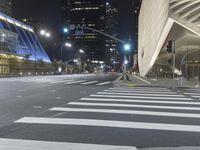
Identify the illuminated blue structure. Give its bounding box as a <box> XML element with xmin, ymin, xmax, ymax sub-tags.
<box><xmin>0</xmin><ymin>12</ymin><xmax>51</xmax><ymax>62</ymax></box>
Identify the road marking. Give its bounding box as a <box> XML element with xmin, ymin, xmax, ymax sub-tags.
<box><xmin>81</xmin><ymin>81</ymin><xmax>98</xmax><ymax>85</ymax></box>
<box><xmin>104</xmin><ymin>90</ymin><xmax>177</xmax><ymax>94</ymax></box>
<box><xmin>97</xmin><ymin>92</ymin><xmax>184</xmax><ymax>97</ymax></box>
<box><xmin>109</xmin><ymin>88</ymin><xmax>171</xmax><ymax>92</ymax></box>
<box><xmin>110</xmin><ymin>87</ymin><xmax>168</xmax><ymax>90</ymax></box>
<box><xmin>50</xmin><ymin>80</ymin><xmax>74</xmax><ymax>84</ymax></box>
<box><xmin>97</xmin><ymin>82</ymin><xmax>111</xmax><ymax>85</ymax></box>
<box><xmin>90</xmin><ymin>94</ymin><xmax>192</xmax><ymax>100</ymax></box>
<box><xmin>64</xmin><ymin>80</ymin><xmax>86</xmax><ymax>84</ymax></box>
<box><xmin>80</xmin><ymin>98</ymin><xmax>200</xmax><ymax>105</ymax></box>
<box><xmin>68</xmin><ymin>102</ymin><xmax>200</xmax><ymax>111</ymax></box>
<box><xmin>185</xmin><ymin>93</ymin><xmax>200</xmax><ymax>96</ymax></box>
<box><xmin>56</xmin><ymin>97</ymin><xmax>62</xmax><ymax>100</ymax></box>
<box><xmin>133</xmin><ymin>75</ymin><xmax>151</xmax><ymax>84</ymax></box>
<box><xmin>0</xmin><ymin>138</ymin><xmax>137</xmax><ymax>150</ymax></box>
<box><xmin>193</xmin><ymin>96</ymin><xmax>200</xmax><ymax>98</ymax></box>
<box><xmin>50</xmin><ymin>107</ymin><xmax>200</xmax><ymax>119</ymax></box>
<box><xmin>14</xmin><ymin>117</ymin><xmax>200</xmax><ymax>132</ymax></box>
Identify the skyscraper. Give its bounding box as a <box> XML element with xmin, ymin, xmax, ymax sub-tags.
<box><xmin>105</xmin><ymin>1</ymin><xmax>120</xmax><ymax>69</ymax></box>
<box><xmin>0</xmin><ymin>0</ymin><xmax>12</xmax><ymax>16</ymax></box>
<box><xmin>61</xmin><ymin>0</ymin><xmax>106</xmax><ymax>64</ymax></box>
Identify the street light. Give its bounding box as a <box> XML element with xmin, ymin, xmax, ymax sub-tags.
<box><xmin>61</xmin><ymin>42</ymin><xmax>72</xmax><ymax>62</ymax></box>
<box><xmin>45</xmin><ymin>32</ymin><xmax>51</xmax><ymax>38</ymax></box>
<box><xmin>123</xmin><ymin>43</ymin><xmax>131</xmax><ymax>81</ymax></box>
<box><xmin>63</xmin><ymin>27</ymin><xmax>69</xmax><ymax>33</ymax></box>
<box><xmin>65</xmin><ymin>42</ymin><xmax>72</xmax><ymax>48</ymax></box>
<box><xmin>124</xmin><ymin>43</ymin><xmax>131</xmax><ymax>52</ymax></box>
<box><xmin>79</xmin><ymin>49</ymin><xmax>84</xmax><ymax>54</ymax></box>
<box><xmin>40</xmin><ymin>29</ymin><xmax>51</xmax><ymax>38</ymax></box>
<box><xmin>35</xmin><ymin>29</ymin><xmax>52</xmax><ymax>75</ymax></box>
<box><xmin>40</xmin><ymin>30</ymin><xmax>46</xmax><ymax>36</ymax></box>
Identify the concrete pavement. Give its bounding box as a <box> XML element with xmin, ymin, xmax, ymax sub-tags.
<box><xmin>114</xmin><ymin>74</ymin><xmax>200</xmax><ymax>88</ymax></box>
<box><xmin>1</xmin><ymin>74</ymin><xmax>200</xmax><ymax>149</ymax></box>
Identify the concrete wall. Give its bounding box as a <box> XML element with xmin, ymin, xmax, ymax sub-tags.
<box><xmin>138</xmin><ymin>0</ymin><xmax>170</xmax><ymax>76</ymax></box>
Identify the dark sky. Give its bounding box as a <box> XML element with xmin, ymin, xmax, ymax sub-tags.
<box><xmin>12</xmin><ymin>0</ymin><xmax>134</xmax><ymax>40</ymax></box>
<box><xmin>12</xmin><ymin>0</ymin><xmax>135</xmax><ymax>60</ymax></box>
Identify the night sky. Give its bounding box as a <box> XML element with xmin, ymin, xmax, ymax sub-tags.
<box><xmin>12</xmin><ymin>0</ymin><xmax>135</xmax><ymax>60</ymax></box>
<box><xmin>12</xmin><ymin>0</ymin><xmax>134</xmax><ymax>39</ymax></box>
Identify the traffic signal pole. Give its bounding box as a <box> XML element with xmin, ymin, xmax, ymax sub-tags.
<box><xmin>172</xmin><ymin>41</ymin><xmax>176</xmax><ymax>79</ymax></box>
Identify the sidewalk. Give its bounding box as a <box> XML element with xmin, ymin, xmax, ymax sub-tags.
<box><xmin>114</xmin><ymin>74</ymin><xmax>200</xmax><ymax>88</ymax></box>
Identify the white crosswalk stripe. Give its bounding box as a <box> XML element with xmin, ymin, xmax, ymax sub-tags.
<box><xmin>90</xmin><ymin>94</ymin><xmax>192</xmax><ymax>100</ymax></box>
<box><xmin>14</xmin><ymin>85</ymin><xmax>200</xmax><ymax>146</ymax></box>
<box><xmin>50</xmin><ymin>80</ymin><xmax>74</xmax><ymax>84</ymax></box>
<box><xmin>80</xmin><ymin>97</ymin><xmax>200</xmax><ymax>105</ymax></box>
<box><xmin>97</xmin><ymin>92</ymin><xmax>184</xmax><ymax>97</ymax></box>
<box><xmin>0</xmin><ymin>138</ymin><xmax>137</xmax><ymax>150</ymax></box>
<box><xmin>64</xmin><ymin>80</ymin><xmax>86</xmax><ymax>84</ymax></box>
<box><xmin>109</xmin><ymin>88</ymin><xmax>172</xmax><ymax>92</ymax></box>
<box><xmin>97</xmin><ymin>82</ymin><xmax>111</xmax><ymax>85</ymax></box>
<box><xmin>81</xmin><ymin>81</ymin><xmax>98</xmax><ymax>85</ymax></box>
<box><xmin>15</xmin><ymin>117</ymin><xmax>200</xmax><ymax>133</ymax></box>
<box><xmin>104</xmin><ymin>89</ymin><xmax>177</xmax><ymax>94</ymax></box>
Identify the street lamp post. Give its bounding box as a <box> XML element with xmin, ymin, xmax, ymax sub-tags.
<box><xmin>123</xmin><ymin>44</ymin><xmax>131</xmax><ymax>81</ymax></box>
<box><xmin>35</xmin><ymin>29</ymin><xmax>51</xmax><ymax>75</ymax></box>
<box><xmin>61</xmin><ymin>42</ymin><xmax>72</xmax><ymax>62</ymax></box>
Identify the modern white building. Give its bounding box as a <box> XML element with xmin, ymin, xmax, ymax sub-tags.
<box><xmin>138</xmin><ymin>0</ymin><xmax>200</xmax><ymax>79</ymax></box>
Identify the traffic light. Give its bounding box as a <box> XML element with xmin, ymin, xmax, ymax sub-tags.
<box><xmin>167</xmin><ymin>40</ymin><xmax>173</xmax><ymax>53</ymax></box>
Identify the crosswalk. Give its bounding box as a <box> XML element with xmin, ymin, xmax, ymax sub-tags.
<box><xmin>182</xmin><ymin>88</ymin><xmax>200</xmax><ymax>99</ymax></box>
<box><xmin>11</xmin><ymin>86</ymin><xmax>200</xmax><ymax>148</ymax></box>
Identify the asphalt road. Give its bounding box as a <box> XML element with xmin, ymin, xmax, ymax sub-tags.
<box><xmin>1</xmin><ymin>74</ymin><xmax>200</xmax><ymax>149</ymax></box>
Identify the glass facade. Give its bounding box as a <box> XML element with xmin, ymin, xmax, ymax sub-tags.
<box><xmin>0</xmin><ymin>13</ymin><xmax>51</xmax><ymax>62</ymax></box>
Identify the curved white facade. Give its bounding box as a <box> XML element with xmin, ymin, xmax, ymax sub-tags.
<box><xmin>138</xmin><ymin>0</ymin><xmax>200</xmax><ymax>76</ymax></box>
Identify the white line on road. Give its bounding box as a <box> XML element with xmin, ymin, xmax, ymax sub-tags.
<box><xmin>80</xmin><ymin>98</ymin><xmax>200</xmax><ymax>105</ymax></box>
<box><xmin>0</xmin><ymin>138</ymin><xmax>137</xmax><ymax>150</ymax></box>
<box><xmin>64</xmin><ymin>80</ymin><xmax>86</xmax><ymax>84</ymax></box>
<box><xmin>193</xmin><ymin>96</ymin><xmax>200</xmax><ymax>98</ymax></box>
<box><xmin>68</xmin><ymin>102</ymin><xmax>200</xmax><ymax>111</ymax></box>
<box><xmin>50</xmin><ymin>80</ymin><xmax>74</xmax><ymax>84</ymax></box>
<box><xmin>97</xmin><ymin>82</ymin><xmax>111</xmax><ymax>86</ymax></box>
<box><xmin>109</xmin><ymin>88</ymin><xmax>171</xmax><ymax>92</ymax></box>
<box><xmin>97</xmin><ymin>92</ymin><xmax>184</xmax><ymax>97</ymax></box>
<box><xmin>50</xmin><ymin>107</ymin><xmax>200</xmax><ymax>119</ymax></box>
<box><xmin>14</xmin><ymin>117</ymin><xmax>200</xmax><ymax>133</ymax></box>
<box><xmin>81</xmin><ymin>81</ymin><xmax>98</xmax><ymax>85</ymax></box>
<box><xmin>185</xmin><ymin>93</ymin><xmax>200</xmax><ymax>95</ymax></box>
<box><xmin>90</xmin><ymin>94</ymin><xmax>192</xmax><ymax>100</ymax></box>
<box><xmin>133</xmin><ymin>75</ymin><xmax>151</xmax><ymax>84</ymax></box>
<box><xmin>104</xmin><ymin>90</ymin><xmax>177</xmax><ymax>94</ymax></box>
<box><xmin>110</xmin><ymin>87</ymin><xmax>168</xmax><ymax>90</ymax></box>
